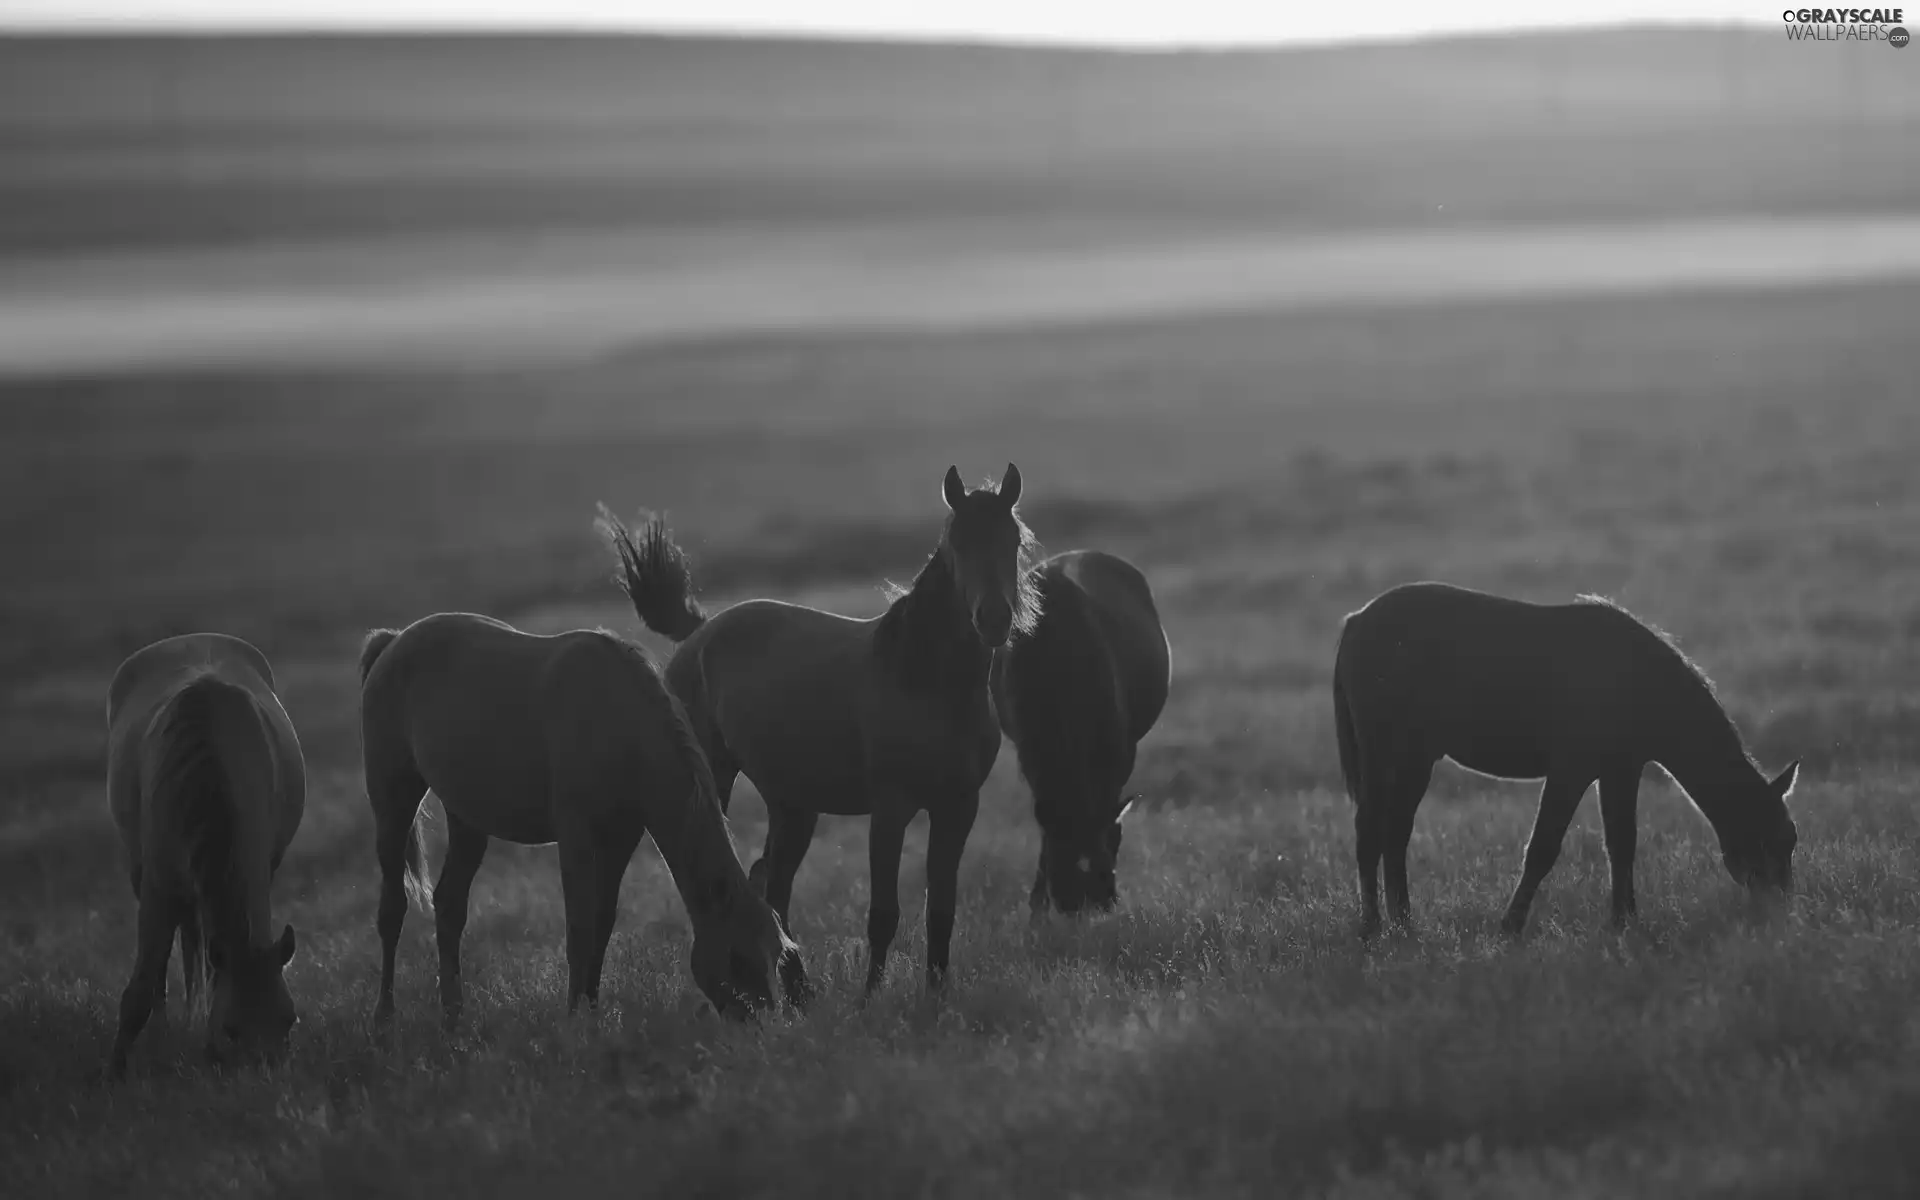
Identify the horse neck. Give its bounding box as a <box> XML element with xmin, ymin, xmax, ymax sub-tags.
<box><xmin>1651</xmin><ymin>673</ymin><xmax>1763</xmax><ymax>832</ymax></box>
<box><xmin>1013</xmin><ymin>616</ymin><xmax>1118</xmax><ymax>839</ymax></box>
<box><xmin>876</xmin><ymin>549</ymin><xmax>991</xmax><ymax>700</ymax></box>
<box><xmin>158</xmin><ymin>684</ymin><xmax>278</xmax><ymax>955</ymax></box>
<box><xmin>647</xmin><ymin>768</ymin><xmax>751</xmax><ymax>927</ymax></box>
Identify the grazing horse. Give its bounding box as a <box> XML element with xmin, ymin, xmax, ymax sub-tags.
<box><xmin>105</xmin><ymin>633</ymin><xmax>305</xmax><ymax>1078</ymax></box>
<box><xmin>358</xmin><ymin>612</ymin><xmax>805</xmax><ymax>1025</ymax></box>
<box><xmin>600</xmin><ymin>464</ymin><xmax>1038</xmax><ymax>993</ymax></box>
<box><xmin>1333</xmin><ymin>581</ymin><xmax>1801</xmax><ymax>938</ymax></box>
<box><xmin>991</xmin><ymin>549</ymin><xmax>1170</xmax><ymax>914</ymax></box>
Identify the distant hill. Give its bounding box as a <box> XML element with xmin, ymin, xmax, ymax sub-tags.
<box><xmin>2</xmin><ymin>28</ymin><xmax>1915</xmax><ymax>258</ymax></box>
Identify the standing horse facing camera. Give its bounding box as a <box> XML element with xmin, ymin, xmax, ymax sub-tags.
<box><xmin>105</xmin><ymin>633</ymin><xmax>305</xmax><ymax>1079</ymax></box>
<box><xmin>992</xmin><ymin>549</ymin><xmax>1170</xmax><ymax>915</ymax></box>
<box><xmin>358</xmin><ymin>613</ymin><xmax>805</xmax><ymax>1025</ymax></box>
<box><xmin>1333</xmin><ymin>581</ymin><xmax>1801</xmax><ymax>939</ymax></box>
<box><xmin>600</xmin><ymin>464</ymin><xmax>1038</xmax><ymax>993</ymax></box>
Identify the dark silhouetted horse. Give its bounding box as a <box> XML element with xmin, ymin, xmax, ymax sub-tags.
<box><xmin>358</xmin><ymin>612</ymin><xmax>804</xmax><ymax>1025</ymax></box>
<box><xmin>1333</xmin><ymin>581</ymin><xmax>1800</xmax><ymax>938</ymax></box>
<box><xmin>600</xmin><ymin>464</ymin><xmax>1037</xmax><ymax>993</ymax></box>
<box><xmin>106</xmin><ymin>633</ymin><xmax>305</xmax><ymax>1078</ymax></box>
<box><xmin>991</xmin><ymin>549</ymin><xmax>1170</xmax><ymax>914</ymax></box>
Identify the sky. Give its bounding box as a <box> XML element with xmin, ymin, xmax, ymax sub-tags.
<box><xmin>1</xmin><ymin>0</ymin><xmax>1773</xmax><ymax>45</ymax></box>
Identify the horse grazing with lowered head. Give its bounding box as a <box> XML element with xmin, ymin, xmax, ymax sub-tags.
<box><xmin>105</xmin><ymin>633</ymin><xmax>305</xmax><ymax>1079</ymax></box>
<box><xmin>358</xmin><ymin>612</ymin><xmax>805</xmax><ymax>1025</ymax></box>
<box><xmin>992</xmin><ymin>549</ymin><xmax>1170</xmax><ymax>914</ymax></box>
<box><xmin>1333</xmin><ymin>581</ymin><xmax>1801</xmax><ymax>939</ymax></box>
<box><xmin>600</xmin><ymin>464</ymin><xmax>1038</xmax><ymax>993</ymax></box>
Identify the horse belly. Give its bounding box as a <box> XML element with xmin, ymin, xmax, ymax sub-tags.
<box><xmin>1444</xmin><ymin>732</ymin><xmax>1552</xmax><ymax>782</ymax></box>
<box><xmin>411</xmin><ymin>728</ymin><xmax>556</xmax><ymax>844</ymax></box>
<box><xmin>725</xmin><ymin>699</ymin><xmax>871</xmax><ymax>815</ymax></box>
<box><xmin>864</xmin><ymin>707</ymin><xmax>1001</xmax><ymax>802</ymax></box>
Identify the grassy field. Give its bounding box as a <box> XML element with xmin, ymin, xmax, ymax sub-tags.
<box><xmin>5</xmin><ymin>26</ymin><xmax>1920</xmax><ymax>1200</ymax></box>
<box><xmin>3</xmin><ymin>277</ymin><xmax>1918</xmax><ymax>1197</ymax></box>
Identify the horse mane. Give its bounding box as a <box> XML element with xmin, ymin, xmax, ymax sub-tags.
<box><xmin>1006</xmin><ymin>567</ymin><xmax>1123</xmax><ymax>838</ymax></box>
<box><xmin>153</xmin><ymin>675</ymin><xmax>253</xmax><ymax>969</ymax></box>
<box><xmin>1575</xmin><ymin>593</ymin><xmax>1757</xmax><ymax>769</ymax></box>
<box><xmin>874</xmin><ymin>505</ymin><xmax>1042</xmax><ymax>697</ymax></box>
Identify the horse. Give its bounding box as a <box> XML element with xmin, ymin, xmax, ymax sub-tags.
<box><xmin>990</xmin><ymin>549</ymin><xmax>1170</xmax><ymax>915</ymax></box>
<box><xmin>105</xmin><ymin>633</ymin><xmax>305</xmax><ymax>1079</ymax></box>
<box><xmin>1332</xmin><ymin>581</ymin><xmax>1801</xmax><ymax>939</ymax></box>
<box><xmin>357</xmin><ymin>612</ymin><xmax>805</xmax><ymax>1026</ymax></box>
<box><xmin>599</xmin><ymin>463</ymin><xmax>1038</xmax><ymax>994</ymax></box>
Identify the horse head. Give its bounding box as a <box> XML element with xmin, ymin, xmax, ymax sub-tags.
<box><xmin>1042</xmin><ymin>793</ymin><xmax>1137</xmax><ymax>915</ymax></box>
<box><xmin>940</xmin><ymin>463</ymin><xmax>1036</xmax><ymax>649</ymax></box>
<box><xmin>1719</xmin><ymin>759</ymin><xmax>1800</xmax><ymax>893</ymax></box>
<box><xmin>690</xmin><ymin>876</ymin><xmax>810</xmax><ymax>1019</ymax></box>
<box><xmin>206</xmin><ymin>923</ymin><xmax>298</xmax><ymax>1065</ymax></box>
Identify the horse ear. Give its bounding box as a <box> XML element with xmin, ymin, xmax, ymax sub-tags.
<box><xmin>276</xmin><ymin>924</ymin><xmax>297</xmax><ymax>966</ymax></box>
<box><xmin>1000</xmin><ymin>462</ymin><xmax>1022</xmax><ymax>506</ymax></box>
<box><xmin>942</xmin><ymin>465</ymin><xmax>966</xmax><ymax>510</ymax></box>
<box><xmin>1771</xmin><ymin>759</ymin><xmax>1801</xmax><ymax>798</ymax></box>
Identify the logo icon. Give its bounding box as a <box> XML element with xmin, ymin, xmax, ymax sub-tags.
<box><xmin>1893</xmin><ymin>26</ymin><xmax>1911</xmax><ymax>46</ymax></box>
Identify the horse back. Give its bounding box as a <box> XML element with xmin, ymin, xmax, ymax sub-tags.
<box><xmin>1335</xmin><ymin>582</ymin><xmax>1655</xmax><ymax>776</ymax></box>
<box><xmin>107</xmin><ymin>634</ymin><xmax>304</xmax><ymax>885</ymax></box>
<box><xmin>679</xmin><ymin>597</ymin><xmax>991</xmax><ymax>808</ymax></box>
<box><xmin>1053</xmin><ymin>550</ymin><xmax>1171</xmax><ymax>744</ymax></box>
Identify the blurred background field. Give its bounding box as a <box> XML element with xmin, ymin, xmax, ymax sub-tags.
<box><xmin>2</xmin><ymin>27</ymin><xmax>1919</xmax><ymax>1198</ymax></box>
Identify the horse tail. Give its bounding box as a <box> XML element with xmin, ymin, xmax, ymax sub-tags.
<box><xmin>597</xmin><ymin>503</ymin><xmax>707</xmax><ymax>643</ymax></box>
<box><xmin>150</xmin><ymin>674</ymin><xmax>256</xmax><ymax>950</ymax></box>
<box><xmin>358</xmin><ymin>628</ymin><xmax>399</xmax><ymax>686</ymax></box>
<box><xmin>1333</xmin><ymin>643</ymin><xmax>1362</xmax><ymax>808</ymax></box>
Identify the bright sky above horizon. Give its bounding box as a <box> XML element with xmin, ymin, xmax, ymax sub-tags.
<box><xmin>2</xmin><ymin>0</ymin><xmax>1772</xmax><ymax>45</ymax></box>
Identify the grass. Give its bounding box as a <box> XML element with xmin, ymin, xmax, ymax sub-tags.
<box><xmin>3</xmin><ymin>271</ymin><xmax>1920</xmax><ymax>1193</ymax></box>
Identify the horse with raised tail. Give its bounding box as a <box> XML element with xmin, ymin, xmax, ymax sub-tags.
<box><xmin>600</xmin><ymin>464</ymin><xmax>1038</xmax><ymax>993</ymax></box>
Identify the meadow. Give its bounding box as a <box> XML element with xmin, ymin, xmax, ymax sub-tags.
<box><xmin>4</xmin><ymin>27</ymin><xmax>1920</xmax><ymax>1200</ymax></box>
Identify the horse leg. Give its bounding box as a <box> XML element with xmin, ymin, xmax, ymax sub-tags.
<box><xmin>863</xmin><ymin>802</ymin><xmax>912</xmax><ymax>995</ymax></box>
<box><xmin>432</xmin><ymin>812</ymin><xmax>490</xmax><ymax>1029</ymax></box>
<box><xmin>1501</xmin><ymin>771</ymin><xmax>1595</xmax><ymax>937</ymax></box>
<box><xmin>760</xmin><ymin>803</ymin><xmax>819</xmax><ymax>933</ymax></box>
<box><xmin>1029</xmin><ymin>836</ymin><xmax>1051</xmax><ymax>917</ymax></box>
<box><xmin>1382</xmin><ymin>754</ymin><xmax>1435</xmax><ymax>930</ymax></box>
<box><xmin>709</xmin><ymin>745</ymin><xmax>741</xmax><ymax>817</ymax></box>
<box><xmin>1598</xmin><ymin>766</ymin><xmax>1642</xmax><ymax>928</ymax></box>
<box><xmin>108</xmin><ymin>886</ymin><xmax>177</xmax><ymax>1079</ymax></box>
<box><xmin>177</xmin><ymin>902</ymin><xmax>202</xmax><ymax>1018</ymax></box>
<box><xmin>747</xmin><ymin>815</ymin><xmax>774</xmax><ymax>900</ymax></box>
<box><xmin>585</xmin><ymin>827</ymin><xmax>641</xmax><ymax>1004</ymax></box>
<box><xmin>556</xmin><ymin>824</ymin><xmax>601</xmax><ymax>1013</ymax></box>
<box><xmin>924</xmin><ymin>789</ymin><xmax>981</xmax><ymax>989</ymax></box>
<box><xmin>370</xmin><ymin>765</ymin><xmax>428</xmax><ymax>1024</ymax></box>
